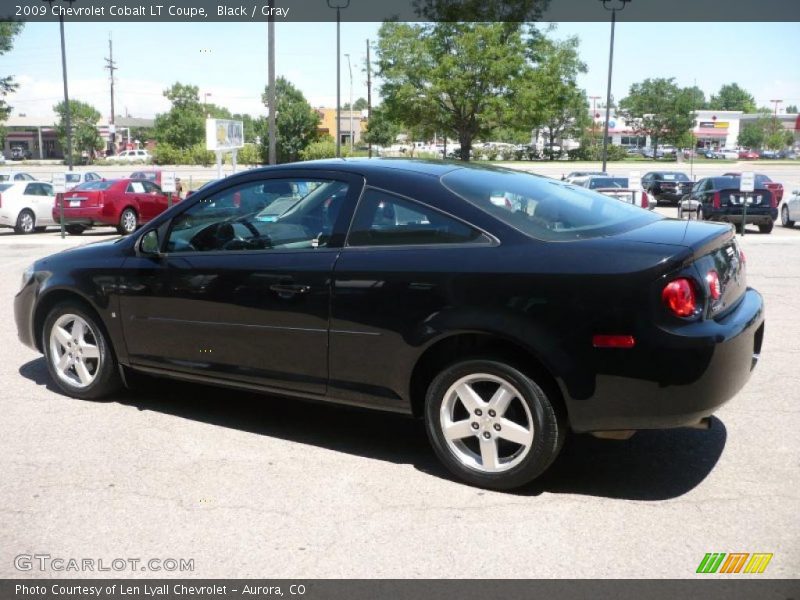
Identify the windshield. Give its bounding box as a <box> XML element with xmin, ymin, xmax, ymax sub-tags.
<box><xmin>588</xmin><ymin>177</ymin><xmax>629</xmax><ymax>189</ymax></box>
<box><xmin>0</xmin><ymin>183</ymin><xmax>12</xmax><ymax>191</ymax></box>
<box><xmin>73</xmin><ymin>181</ymin><xmax>115</xmax><ymax>191</ymax></box>
<box><xmin>441</xmin><ymin>168</ymin><xmax>658</xmax><ymax>242</ymax></box>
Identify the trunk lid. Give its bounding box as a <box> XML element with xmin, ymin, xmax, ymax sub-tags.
<box><xmin>62</xmin><ymin>189</ymin><xmax>104</xmax><ymax>208</ymax></box>
<box><xmin>614</xmin><ymin>219</ymin><xmax>746</xmax><ymax>318</ymax></box>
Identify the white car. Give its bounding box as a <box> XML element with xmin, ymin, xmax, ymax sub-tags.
<box><xmin>0</xmin><ymin>180</ymin><xmax>57</xmax><ymax>234</ymax></box>
<box><xmin>713</xmin><ymin>148</ymin><xmax>739</xmax><ymax>160</ymax></box>
<box><xmin>65</xmin><ymin>171</ymin><xmax>103</xmax><ymax>190</ymax></box>
<box><xmin>0</xmin><ymin>171</ymin><xmax>37</xmax><ymax>183</ymax></box>
<box><xmin>781</xmin><ymin>189</ymin><xmax>800</xmax><ymax>228</ymax></box>
<box><xmin>579</xmin><ymin>176</ymin><xmax>654</xmax><ymax>210</ymax></box>
<box><xmin>113</xmin><ymin>149</ymin><xmax>151</xmax><ymax>162</ymax></box>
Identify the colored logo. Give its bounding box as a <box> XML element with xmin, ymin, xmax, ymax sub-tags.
<box><xmin>696</xmin><ymin>553</ymin><xmax>773</xmax><ymax>574</ymax></box>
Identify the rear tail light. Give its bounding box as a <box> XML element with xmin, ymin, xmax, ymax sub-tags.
<box><xmin>662</xmin><ymin>278</ymin><xmax>697</xmax><ymax>318</ymax></box>
<box><xmin>712</xmin><ymin>192</ymin><xmax>721</xmax><ymax>208</ymax></box>
<box><xmin>55</xmin><ymin>193</ymin><xmax>62</xmax><ymax>207</ymax></box>
<box><xmin>641</xmin><ymin>191</ymin><xmax>649</xmax><ymax>209</ymax></box>
<box><xmin>769</xmin><ymin>191</ymin><xmax>776</xmax><ymax>208</ymax></box>
<box><xmin>705</xmin><ymin>270</ymin><xmax>721</xmax><ymax>300</ymax></box>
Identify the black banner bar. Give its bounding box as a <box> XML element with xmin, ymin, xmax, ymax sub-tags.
<box><xmin>3</xmin><ymin>0</ymin><xmax>800</xmax><ymax>23</ymax></box>
<box><xmin>2</xmin><ymin>579</ymin><xmax>799</xmax><ymax>600</ymax></box>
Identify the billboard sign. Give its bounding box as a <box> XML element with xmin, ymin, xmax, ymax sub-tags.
<box><xmin>206</xmin><ymin>118</ymin><xmax>244</xmax><ymax>151</ymax></box>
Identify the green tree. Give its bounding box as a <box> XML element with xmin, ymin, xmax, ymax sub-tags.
<box><xmin>0</xmin><ymin>22</ymin><xmax>24</xmax><ymax>123</ymax></box>
<box><xmin>153</xmin><ymin>83</ymin><xmax>204</xmax><ymax>148</ymax></box>
<box><xmin>362</xmin><ymin>105</ymin><xmax>402</xmax><ymax>147</ymax></box>
<box><xmin>376</xmin><ymin>21</ymin><xmax>528</xmax><ymax>161</ymax></box>
<box><xmin>53</xmin><ymin>100</ymin><xmax>103</xmax><ymax>163</ymax></box>
<box><xmin>684</xmin><ymin>85</ymin><xmax>706</xmax><ymax>110</ymax></box>
<box><xmin>786</xmin><ymin>104</ymin><xmax>798</xmax><ymax>114</ymax></box>
<box><xmin>515</xmin><ymin>35</ymin><xmax>589</xmax><ymax>160</ymax></box>
<box><xmin>618</xmin><ymin>78</ymin><xmax>696</xmax><ymax>156</ymax></box>
<box><xmin>708</xmin><ymin>83</ymin><xmax>756</xmax><ymax>113</ymax></box>
<box><xmin>261</xmin><ymin>76</ymin><xmax>321</xmax><ymax>163</ymax></box>
<box><xmin>343</xmin><ymin>98</ymin><xmax>368</xmax><ymax>111</ymax></box>
<box><xmin>737</xmin><ymin>121</ymin><xmax>766</xmax><ymax>149</ymax></box>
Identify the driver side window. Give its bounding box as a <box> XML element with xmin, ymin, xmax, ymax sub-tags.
<box><xmin>166</xmin><ymin>178</ymin><xmax>347</xmax><ymax>253</ymax></box>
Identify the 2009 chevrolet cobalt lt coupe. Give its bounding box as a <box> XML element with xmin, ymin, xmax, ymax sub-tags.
<box><xmin>15</xmin><ymin>160</ymin><xmax>764</xmax><ymax>489</ymax></box>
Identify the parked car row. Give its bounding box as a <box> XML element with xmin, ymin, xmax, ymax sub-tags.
<box><xmin>0</xmin><ymin>169</ymin><xmax>182</xmax><ymax>235</ymax></box>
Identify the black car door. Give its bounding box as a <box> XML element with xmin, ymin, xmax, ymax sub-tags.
<box><xmin>118</xmin><ymin>170</ymin><xmax>363</xmax><ymax>396</ymax></box>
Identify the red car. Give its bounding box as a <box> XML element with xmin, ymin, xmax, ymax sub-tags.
<box><xmin>738</xmin><ymin>149</ymin><xmax>760</xmax><ymax>160</ymax></box>
<box><xmin>129</xmin><ymin>169</ymin><xmax>183</xmax><ymax>197</ymax></box>
<box><xmin>53</xmin><ymin>178</ymin><xmax>177</xmax><ymax>236</ymax></box>
<box><xmin>723</xmin><ymin>172</ymin><xmax>784</xmax><ymax>203</ymax></box>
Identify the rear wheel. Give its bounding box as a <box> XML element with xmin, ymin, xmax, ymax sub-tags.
<box><xmin>759</xmin><ymin>222</ymin><xmax>774</xmax><ymax>234</ymax></box>
<box><xmin>42</xmin><ymin>302</ymin><xmax>121</xmax><ymax>399</ymax></box>
<box><xmin>66</xmin><ymin>225</ymin><xmax>85</xmax><ymax>236</ymax></box>
<box><xmin>781</xmin><ymin>205</ymin><xmax>795</xmax><ymax>228</ymax></box>
<box><xmin>696</xmin><ymin>205</ymin><xmax>704</xmax><ymax>221</ymax></box>
<box><xmin>14</xmin><ymin>209</ymin><xmax>35</xmax><ymax>234</ymax></box>
<box><xmin>117</xmin><ymin>208</ymin><xmax>138</xmax><ymax>235</ymax></box>
<box><xmin>425</xmin><ymin>359</ymin><xmax>565</xmax><ymax>490</ymax></box>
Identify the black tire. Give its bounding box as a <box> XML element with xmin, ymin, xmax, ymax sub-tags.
<box><xmin>781</xmin><ymin>205</ymin><xmax>795</xmax><ymax>228</ymax></box>
<box><xmin>424</xmin><ymin>359</ymin><xmax>565</xmax><ymax>490</ymax></box>
<box><xmin>117</xmin><ymin>207</ymin><xmax>138</xmax><ymax>235</ymax></box>
<box><xmin>696</xmin><ymin>205</ymin><xmax>704</xmax><ymax>221</ymax></box>
<box><xmin>42</xmin><ymin>301</ymin><xmax>122</xmax><ymax>400</ymax></box>
<box><xmin>758</xmin><ymin>222</ymin><xmax>774</xmax><ymax>234</ymax></box>
<box><xmin>34</xmin><ymin>226</ymin><xmax>47</xmax><ymax>233</ymax></box>
<box><xmin>66</xmin><ymin>225</ymin><xmax>85</xmax><ymax>236</ymax></box>
<box><xmin>14</xmin><ymin>209</ymin><xmax>35</xmax><ymax>234</ymax></box>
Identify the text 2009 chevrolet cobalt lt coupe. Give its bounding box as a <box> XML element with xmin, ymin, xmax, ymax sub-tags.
<box><xmin>15</xmin><ymin>160</ymin><xmax>764</xmax><ymax>489</ymax></box>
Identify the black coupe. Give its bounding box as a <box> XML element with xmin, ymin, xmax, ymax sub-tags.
<box><xmin>15</xmin><ymin>160</ymin><xmax>765</xmax><ymax>489</ymax></box>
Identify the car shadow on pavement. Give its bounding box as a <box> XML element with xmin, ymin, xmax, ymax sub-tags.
<box><xmin>19</xmin><ymin>357</ymin><xmax>725</xmax><ymax>501</ymax></box>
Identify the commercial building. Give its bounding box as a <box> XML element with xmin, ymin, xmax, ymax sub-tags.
<box><xmin>2</xmin><ymin>115</ymin><xmax>154</xmax><ymax>159</ymax></box>
<box><xmin>317</xmin><ymin>108</ymin><xmax>367</xmax><ymax>147</ymax></box>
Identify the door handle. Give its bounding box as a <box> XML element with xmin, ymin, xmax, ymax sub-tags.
<box><xmin>270</xmin><ymin>283</ymin><xmax>311</xmax><ymax>296</ymax></box>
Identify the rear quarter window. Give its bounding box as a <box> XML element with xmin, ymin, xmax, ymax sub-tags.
<box><xmin>442</xmin><ymin>168</ymin><xmax>658</xmax><ymax>242</ymax></box>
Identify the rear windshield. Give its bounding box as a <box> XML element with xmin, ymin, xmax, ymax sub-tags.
<box><xmin>441</xmin><ymin>168</ymin><xmax>658</xmax><ymax>242</ymax></box>
<box><xmin>588</xmin><ymin>177</ymin><xmax>629</xmax><ymax>189</ymax></box>
<box><xmin>0</xmin><ymin>183</ymin><xmax>12</xmax><ymax>191</ymax></box>
<box><xmin>73</xmin><ymin>181</ymin><xmax>115</xmax><ymax>191</ymax></box>
<box><xmin>656</xmin><ymin>173</ymin><xmax>690</xmax><ymax>181</ymax></box>
<box><xmin>131</xmin><ymin>172</ymin><xmax>156</xmax><ymax>181</ymax></box>
<box><xmin>0</xmin><ymin>175</ymin><xmax>10</xmax><ymax>181</ymax></box>
<box><xmin>66</xmin><ymin>173</ymin><xmax>82</xmax><ymax>183</ymax></box>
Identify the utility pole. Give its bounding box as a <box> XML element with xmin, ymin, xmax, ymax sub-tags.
<box><xmin>267</xmin><ymin>13</ymin><xmax>277</xmax><ymax>165</ymax></box>
<box><xmin>327</xmin><ymin>0</ymin><xmax>350</xmax><ymax>158</ymax></box>
<box><xmin>345</xmin><ymin>53</ymin><xmax>353</xmax><ymax>153</ymax></box>
<box><xmin>104</xmin><ymin>33</ymin><xmax>117</xmax><ymax>154</ymax></box>
<box><xmin>599</xmin><ymin>0</ymin><xmax>630</xmax><ymax>173</ymax></box>
<box><xmin>59</xmin><ymin>14</ymin><xmax>73</xmax><ymax>173</ymax></box>
<box><xmin>366</xmin><ymin>38</ymin><xmax>372</xmax><ymax>158</ymax></box>
<box><xmin>770</xmin><ymin>99</ymin><xmax>783</xmax><ymax>117</ymax></box>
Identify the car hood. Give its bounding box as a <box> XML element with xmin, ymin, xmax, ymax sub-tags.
<box><xmin>36</xmin><ymin>236</ymin><xmax>129</xmax><ymax>269</ymax></box>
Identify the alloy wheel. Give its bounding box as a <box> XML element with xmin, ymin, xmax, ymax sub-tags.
<box><xmin>121</xmin><ymin>210</ymin><xmax>137</xmax><ymax>234</ymax></box>
<box><xmin>19</xmin><ymin>211</ymin><xmax>34</xmax><ymax>233</ymax></box>
<box><xmin>48</xmin><ymin>314</ymin><xmax>101</xmax><ymax>389</ymax></box>
<box><xmin>439</xmin><ymin>373</ymin><xmax>534</xmax><ymax>473</ymax></box>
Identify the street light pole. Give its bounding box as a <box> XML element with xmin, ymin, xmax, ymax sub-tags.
<box><xmin>599</xmin><ymin>0</ymin><xmax>630</xmax><ymax>173</ymax></box>
<box><xmin>267</xmin><ymin>14</ymin><xmax>277</xmax><ymax>165</ymax></box>
<box><xmin>345</xmin><ymin>52</ymin><xmax>353</xmax><ymax>153</ymax></box>
<box><xmin>327</xmin><ymin>0</ymin><xmax>350</xmax><ymax>158</ymax></box>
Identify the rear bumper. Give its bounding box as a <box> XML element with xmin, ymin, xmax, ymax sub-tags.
<box><xmin>52</xmin><ymin>207</ymin><xmax>117</xmax><ymax>227</ymax></box>
<box><xmin>654</xmin><ymin>190</ymin><xmax>690</xmax><ymax>203</ymax></box>
<box><xmin>710</xmin><ymin>208</ymin><xmax>777</xmax><ymax>225</ymax></box>
<box><xmin>567</xmin><ymin>288</ymin><xmax>765</xmax><ymax>432</ymax></box>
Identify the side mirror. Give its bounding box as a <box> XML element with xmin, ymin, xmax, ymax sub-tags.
<box><xmin>140</xmin><ymin>229</ymin><xmax>161</xmax><ymax>255</ymax></box>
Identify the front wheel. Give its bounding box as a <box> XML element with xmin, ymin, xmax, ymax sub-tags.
<box><xmin>781</xmin><ymin>205</ymin><xmax>795</xmax><ymax>228</ymax></box>
<box><xmin>42</xmin><ymin>302</ymin><xmax>121</xmax><ymax>399</ymax></box>
<box><xmin>425</xmin><ymin>359</ymin><xmax>565</xmax><ymax>490</ymax></box>
<box><xmin>117</xmin><ymin>208</ymin><xmax>138</xmax><ymax>235</ymax></box>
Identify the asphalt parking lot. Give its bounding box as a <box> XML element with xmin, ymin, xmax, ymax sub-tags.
<box><xmin>1</xmin><ymin>171</ymin><xmax>798</xmax><ymax>579</ymax></box>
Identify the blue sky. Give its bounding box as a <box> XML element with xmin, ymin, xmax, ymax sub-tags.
<box><xmin>2</xmin><ymin>21</ymin><xmax>798</xmax><ymax>120</ymax></box>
